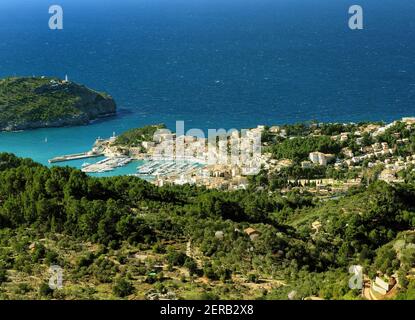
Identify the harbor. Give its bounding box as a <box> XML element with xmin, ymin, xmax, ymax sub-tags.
<box><xmin>81</xmin><ymin>156</ymin><xmax>133</xmax><ymax>173</ymax></box>
<box><xmin>44</xmin><ymin>124</ymin><xmax>258</xmax><ymax>189</ymax></box>
<box><xmin>135</xmin><ymin>160</ymin><xmax>202</xmax><ymax>177</ymax></box>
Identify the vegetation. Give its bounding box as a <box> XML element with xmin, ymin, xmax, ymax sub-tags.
<box><xmin>0</xmin><ymin>77</ymin><xmax>116</xmax><ymax>131</ymax></box>
<box><xmin>272</xmin><ymin>136</ymin><xmax>341</xmax><ymax>162</ymax></box>
<box><xmin>113</xmin><ymin>277</ymin><xmax>135</xmax><ymax>297</ymax></box>
<box><xmin>0</xmin><ymin>151</ymin><xmax>414</xmax><ymax>299</ymax></box>
<box><xmin>114</xmin><ymin>124</ymin><xmax>166</xmax><ymax>147</ymax></box>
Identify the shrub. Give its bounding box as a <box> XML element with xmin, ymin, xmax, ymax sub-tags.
<box><xmin>39</xmin><ymin>282</ymin><xmax>53</xmax><ymax>297</ymax></box>
<box><xmin>113</xmin><ymin>278</ymin><xmax>134</xmax><ymax>298</ymax></box>
<box><xmin>0</xmin><ymin>268</ymin><xmax>7</xmax><ymax>284</ymax></box>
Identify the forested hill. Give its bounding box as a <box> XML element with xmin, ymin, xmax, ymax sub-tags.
<box><xmin>0</xmin><ymin>77</ymin><xmax>116</xmax><ymax>131</ymax></box>
<box><xmin>1</xmin><ymin>152</ymin><xmax>415</xmax><ymax>299</ymax></box>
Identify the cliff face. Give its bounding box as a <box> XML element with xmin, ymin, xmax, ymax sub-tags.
<box><xmin>0</xmin><ymin>77</ymin><xmax>116</xmax><ymax>131</ymax></box>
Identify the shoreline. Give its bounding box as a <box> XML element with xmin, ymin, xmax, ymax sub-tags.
<box><xmin>0</xmin><ymin>112</ymin><xmax>118</xmax><ymax>133</ymax></box>
<box><xmin>1</xmin><ymin>115</ymin><xmax>414</xmax><ymax>176</ymax></box>
<box><xmin>43</xmin><ymin>116</ymin><xmax>415</xmax><ymax>191</ymax></box>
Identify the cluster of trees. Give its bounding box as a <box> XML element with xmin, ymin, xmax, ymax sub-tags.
<box><xmin>114</xmin><ymin>124</ymin><xmax>166</xmax><ymax>147</ymax></box>
<box><xmin>0</xmin><ymin>154</ymin><xmax>171</xmax><ymax>246</ymax></box>
<box><xmin>271</xmin><ymin>136</ymin><xmax>341</xmax><ymax>162</ymax></box>
<box><xmin>1</xmin><ymin>153</ymin><xmax>415</xmax><ymax>299</ymax></box>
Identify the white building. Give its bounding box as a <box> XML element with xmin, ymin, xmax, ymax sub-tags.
<box><xmin>309</xmin><ymin>152</ymin><xmax>335</xmax><ymax>166</ymax></box>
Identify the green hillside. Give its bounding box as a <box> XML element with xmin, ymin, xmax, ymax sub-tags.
<box><xmin>0</xmin><ymin>77</ymin><xmax>116</xmax><ymax>131</ymax></box>
<box><xmin>0</xmin><ymin>153</ymin><xmax>415</xmax><ymax>299</ymax></box>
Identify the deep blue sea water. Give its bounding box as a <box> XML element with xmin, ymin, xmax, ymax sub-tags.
<box><xmin>0</xmin><ymin>0</ymin><xmax>414</xmax><ymax>174</ymax></box>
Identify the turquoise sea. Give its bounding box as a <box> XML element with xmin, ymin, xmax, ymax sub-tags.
<box><xmin>0</xmin><ymin>0</ymin><xmax>414</xmax><ymax>175</ymax></box>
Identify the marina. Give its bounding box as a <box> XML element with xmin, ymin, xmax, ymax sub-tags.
<box><xmin>136</xmin><ymin>160</ymin><xmax>202</xmax><ymax>177</ymax></box>
<box><xmin>81</xmin><ymin>156</ymin><xmax>133</xmax><ymax>173</ymax></box>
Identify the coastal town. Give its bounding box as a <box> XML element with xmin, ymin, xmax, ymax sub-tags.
<box><xmin>48</xmin><ymin>117</ymin><xmax>415</xmax><ymax>196</ymax></box>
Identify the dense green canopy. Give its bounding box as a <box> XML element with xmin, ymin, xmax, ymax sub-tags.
<box><xmin>1</xmin><ymin>153</ymin><xmax>415</xmax><ymax>299</ymax></box>
<box><xmin>0</xmin><ymin>77</ymin><xmax>116</xmax><ymax>131</ymax></box>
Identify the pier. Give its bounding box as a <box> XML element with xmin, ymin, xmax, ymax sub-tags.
<box><xmin>81</xmin><ymin>156</ymin><xmax>133</xmax><ymax>173</ymax></box>
<box><xmin>48</xmin><ymin>151</ymin><xmax>104</xmax><ymax>164</ymax></box>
